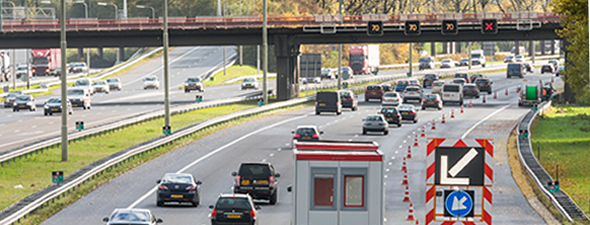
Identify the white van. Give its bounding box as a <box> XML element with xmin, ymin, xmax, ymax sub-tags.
<box><xmin>441</xmin><ymin>84</ymin><xmax>463</xmax><ymax>105</ymax></box>
<box><xmin>470</xmin><ymin>50</ymin><xmax>486</xmax><ymax>66</ymax></box>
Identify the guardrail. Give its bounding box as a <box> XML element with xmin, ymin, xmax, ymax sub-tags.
<box><xmin>516</xmin><ymin>101</ymin><xmax>590</xmax><ymax>222</ymax></box>
<box><xmin>0</xmin><ymin>94</ymin><xmax>308</xmax><ymax>225</ymax></box>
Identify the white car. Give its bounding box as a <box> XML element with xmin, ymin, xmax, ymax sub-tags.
<box><xmin>241</xmin><ymin>77</ymin><xmax>259</xmax><ymax>90</ymax></box>
<box><xmin>15</xmin><ymin>66</ymin><xmax>32</xmax><ymax>80</ymax></box>
<box><xmin>107</xmin><ymin>78</ymin><xmax>122</xmax><ymax>91</ymax></box>
<box><xmin>432</xmin><ymin>80</ymin><xmax>445</xmax><ymax>96</ymax></box>
<box><xmin>69</xmin><ymin>62</ymin><xmax>88</xmax><ymax>73</ymax></box>
<box><xmin>143</xmin><ymin>76</ymin><xmax>160</xmax><ymax>89</ymax></box>
<box><xmin>515</xmin><ymin>55</ymin><xmax>524</xmax><ymax>62</ymax></box>
<box><xmin>382</xmin><ymin>92</ymin><xmax>402</xmax><ymax>106</ymax></box>
<box><xmin>74</xmin><ymin>78</ymin><xmax>94</xmax><ymax>95</ymax></box>
<box><xmin>440</xmin><ymin>59</ymin><xmax>456</xmax><ymax>68</ymax></box>
<box><xmin>407</xmin><ymin>79</ymin><xmax>420</xmax><ymax>87</ymax></box>
<box><xmin>441</xmin><ymin>84</ymin><xmax>463</xmax><ymax>106</ymax></box>
<box><xmin>93</xmin><ymin>80</ymin><xmax>110</xmax><ymax>94</ymax></box>
<box><xmin>403</xmin><ymin>86</ymin><xmax>424</xmax><ymax>102</ymax></box>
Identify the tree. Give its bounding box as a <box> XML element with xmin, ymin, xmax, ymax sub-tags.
<box><xmin>552</xmin><ymin>0</ymin><xmax>589</xmax><ymax>104</ymax></box>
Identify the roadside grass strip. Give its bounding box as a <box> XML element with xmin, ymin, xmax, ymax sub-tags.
<box><xmin>531</xmin><ymin>105</ymin><xmax>590</xmax><ymax>221</ymax></box>
<box><xmin>9</xmin><ymin>101</ymin><xmax>313</xmax><ymax>225</ymax></box>
<box><xmin>0</xmin><ymin>102</ymin><xmax>257</xmax><ymax>211</ymax></box>
<box><xmin>205</xmin><ymin>65</ymin><xmax>259</xmax><ymax>86</ymax></box>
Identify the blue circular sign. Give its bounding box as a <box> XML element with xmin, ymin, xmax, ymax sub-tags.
<box><xmin>445</xmin><ymin>190</ymin><xmax>473</xmax><ymax>217</ymax></box>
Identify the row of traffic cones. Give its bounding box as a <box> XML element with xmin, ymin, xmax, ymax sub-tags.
<box><xmin>401</xmin><ymin>157</ymin><xmax>416</xmax><ymax>222</ymax></box>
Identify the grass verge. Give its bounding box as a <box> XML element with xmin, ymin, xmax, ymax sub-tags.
<box><xmin>531</xmin><ymin>105</ymin><xmax>590</xmax><ymax>221</ymax></box>
<box><xmin>13</xmin><ymin>100</ymin><xmax>313</xmax><ymax>225</ymax></box>
<box><xmin>205</xmin><ymin>65</ymin><xmax>259</xmax><ymax>86</ymax></box>
<box><xmin>0</xmin><ymin>101</ymin><xmax>257</xmax><ymax>210</ymax></box>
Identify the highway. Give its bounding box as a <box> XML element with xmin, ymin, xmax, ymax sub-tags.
<box><xmin>40</xmin><ymin>69</ymin><xmax>561</xmax><ymax>224</ymax></box>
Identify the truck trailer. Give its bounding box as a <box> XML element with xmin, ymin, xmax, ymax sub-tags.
<box><xmin>31</xmin><ymin>48</ymin><xmax>61</xmax><ymax>76</ymax></box>
<box><xmin>349</xmin><ymin>45</ymin><xmax>379</xmax><ymax>75</ymax></box>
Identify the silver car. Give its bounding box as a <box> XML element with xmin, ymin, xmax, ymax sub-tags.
<box><xmin>143</xmin><ymin>76</ymin><xmax>160</xmax><ymax>89</ymax></box>
<box><xmin>362</xmin><ymin>114</ymin><xmax>389</xmax><ymax>135</ymax></box>
<box><xmin>382</xmin><ymin>92</ymin><xmax>402</xmax><ymax>106</ymax></box>
<box><xmin>103</xmin><ymin>208</ymin><xmax>162</xmax><ymax>225</ymax></box>
<box><xmin>403</xmin><ymin>86</ymin><xmax>424</xmax><ymax>102</ymax></box>
<box><xmin>107</xmin><ymin>78</ymin><xmax>122</xmax><ymax>91</ymax></box>
<box><xmin>93</xmin><ymin>80</ymin><xmax>110</xmax><ymax>94</ymax></box>
<box><xmin>241</xmin><ymin>77</ymin><xmax>259</xmax><ymax>90</ymax></box>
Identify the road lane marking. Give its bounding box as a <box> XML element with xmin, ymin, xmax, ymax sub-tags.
<box><xmin>127</xmin><ymin>114</ymin><xmax>308</xmax><ymax>209</ymax></box>
<box><xmin>461</xmin><ymin>104</ymin><xmax>510</xmax><ymax>139</ymax></box>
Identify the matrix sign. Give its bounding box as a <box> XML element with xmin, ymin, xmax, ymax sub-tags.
<box><xmin>367</xmin><ymin>21</ymin><xmax>384</xmax><ymax>36</ymax></box>
<box><xmin>435</xmin><ymin>147</ymin><xmax>485</xmax><ymax>186</ymax></box>
<box><xmin>404</xmin><ymin>20</ymin><xmax>421</xmax><ymax>36</ymax></box>
<box><xmin>441</xmin><ymin>20</ymin><xmax>458</xmax><ymax>35</ymax></box>
<box><xmin>481</xmin><ymin>19</ymin><xmax>498</xmax><ymax>34</ymax></box>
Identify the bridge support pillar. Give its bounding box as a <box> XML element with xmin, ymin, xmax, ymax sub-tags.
<box><xmin>540</xmin><ymin>40</ymin><xmax>546</xmax><ymax>55</ymax></box>
<box><xmin>274</xmin><ymin>34</ymin><xmax>300</xmax><ymax>100</ymax></box>
<box><xmin>515</xmin><ymin>41</ymin><xmax>521</xmax><ymax>55</ymax></box>
<box><xmin>77</xmin><ymin>48</ymin><xmax>84</xmax><ymax>62</ymax></box>
<box><xmin>455</xmin><ymin>42</ymin><xmax>461</xmax><ymax>54</ymax></box>
<box><xmin>97</xmin><ymin>48</ymin><xmax>103</xmax><ymax>59</ymax></box>
<box><xmin>431</xmin><ymin>42</ymin><xmax>436</xmax><ymax>56</ymax></box>
<box><xmin>118</xmin><ymin>47</ymin><xmax>125</xmax><ymax>62</ymax></box>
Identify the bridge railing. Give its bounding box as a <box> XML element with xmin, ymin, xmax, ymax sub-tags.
<box><xmin>0</xmin><ymin>12</ymin><xmax>561</xmax><ymax>32</ymax></box>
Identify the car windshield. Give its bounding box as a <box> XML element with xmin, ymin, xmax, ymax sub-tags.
<box><xmin>464</xmin><ymin>85</ymin><xmax>477</xmax><ymax>90</ymax></box>
<box><xmin>17</xmin><ymin>67</ymin><xmax>27</xmax><ymax>71</ymax></box>
<box><xmin>506</xmin><ymin>56</ymin><xmax>514</xmax><ymax>59</ymax></box>
<box><xmin>433</xmin><ymin>82</ymin><xmax>444</xmax><ymax>87</ymax></box>
<box><xmin>367</xmin><ymin>86</ymin><xmax>381</xmax><ymax>90</ymax></box>
<box><xmin>7</xmin><ymin>92</ymin><xmax>22</xmax><ymax>97</ymax></box>
<box><xmin>365</xmin><ymin>116</ymin><xmax>383</xmax><ymax>121</ymax></box>
<box><xmin>516</xmin><ymin>55</ymin><xmax>523</xmax><ymax>59</ymax></box>
<box><xmin>107</xmin><ymin>78</ymin><xmax>119</xmax><ymax>83</ymax></box>
<box><xmin>460</xmin><ymin>59</ymin><xmax>468</xmax><ymax>62</ymax></box>
<box><xmin>454</xmin><ymin>74</ymin><xmax>468</xmax><ymax>78</ymax></box>
<box><xmin>441</xmin><ymin>59</ymin><xmax>451</xmax><ymax>63</ymax></box>
<box><xmin>424</xmin><ymin>74</ymin><xmax>436</xmax><ymax>79</ymax></box>
<box><xmin>339</xmin><ymin>91</ymin><xmax>351</xmax><ymax>97</ymax></box>
<box><xmin>444</xmin><ymin>85</ymin><xmax>460</xmax><ymax>92</ymax></box>
<box><xmin>187</xmin><ymin>78</ymin><xmax>201</xmax><ymax>83</ymax></box>
<box><xmin>145</xmin><ymin>77</ymin><xmax>156</xmax><ymax>81</ymax></box>
<box><xmin>161</xmin><ymin>174</ymin><xmax>192</xmax><ymax>184</ymax></box>
<box><xmin>93</xmin><ymin>81</ymin><xmax>106</xmax><ymax>85</ymax></box>
<box><xmin>216</xmin><ymin>197</ymin><xmax>252</xmax><ymax>210</ymax></box>
<box><xmin>239</xmin><ymin>164</ymin><xmax>270</xmax><ymax>179</ymax></box>
<box><xmin>296</xmin><ymin>127</ymin><xmax>317</xmax><ymax>136</ymax></box>
<box><xmin>32</xmin><ymin>57</ymin><xmax>48</xmax><ymax>65</ymax></box>
<box><xmin>244</xmin><ymin>78</ymin><xmax>256</xmax><ymax>83</ymax></box>
<box><xmin>110</xmin><ymin>211</ymin><xmax>150</xmax><ymax>222</ymax></box>
<box><xmin>380</xmin><ymin>108</ymin><xmax>398</xmax><ymax>114</ymax></box>
<box><xmin>419</xmin><ymin>57</ymin><xmax>432</xmax><ymax>63</ymax></box>
<box><xmin>75</xmin><ymin>79</ymin><xmax>89</xmax><ymax>86</ymax></box>
<box><xmin>322</xmin><ymin>69</ymin><xmax>331</xmax><ymax>72</ymax></box>
<box><xmin>16</xmin><ymin>95</ymin><xmax>30</xmax><ymax>101</ymax></box>
<box><xmin>384</xmin><ymin>93</ymin><xmax>398</xmax><ymax>97</ymax></box>
<box><xmin>398</xmin><ymin>105</ymin><xmax>413</xmax><ymax>111</ymax></box>
<box><xmin>47</xmin><ymin>98</ymin><xmax>61</xmax><ymax>104</ymax></box>
<box><xmin>67</xmin><ymin>89</ymin><xmax>84</xmax><ymax>96</ymax></box>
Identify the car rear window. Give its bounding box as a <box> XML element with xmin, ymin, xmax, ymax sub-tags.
<box><xmin>424</xmin><ymin>74</ymin><xmax>436</xmax><ymax>79</ymax></box>
<box><xmin>296</xmin><ymin>128</ymin><xmax>317</xmax><ymax>136</ymax></box>
<box><xmin>317</xmin><ymin>92</ymin><xmax>338</xmax><ymax>103</ymax></box>
<box><xmin>216</xmin><ymin>197</ymin><xmax>252</xmax><ymax>210</ymax></box>
<box><xmin>398</xmin><ymin>105</ymin><xmax>413</xmax><ymax>111</ymax></box>
<box><xmin>365</xmin><ymin>116</ymin><xmax>383</xmax><ymax>121</ymax></box>
<box><xmin>424</xmin><ymin>95</ymin><xmax>437</xmax><ymax>100</ymax></box>
<box><xmin>453</xmin><ymin>80</ymin><xmax>465</xmax><ymax>85</ymax></box>
<box><xmin>454</xmin><ymin>74</ymin><xmax>468</xmax><ymax>78</ymax></box>
<box><xmin>464</xmin><ymin>85</ymin><xmax>477</xmax><ymax>90</ymax></box>
<box><xmin>75</xmin><ymin>79</ymin><xmax>90</xmax><ymax>86</ymax></box>
<box><xmin>380</xmin><ymin>108</ymin><xmax>398</xmax><ymax>114</ymax></box>
<box><xmin>443</xmin><ymin>85</ymin><xmax>460</xmax><ymax>92</ymax></box>
<box><xmin>406</xmin><ymin>87</ymin><xmax>419</xmax><ymax>92</ymax></box>
<box><xmin>339</xmin><ymin>91</ymin><xmax>351</xmax><ymax>97</ymax></box>
<box><xmin>187</xmin><ymin>78</ymin><xmax>201</xmax><ymax>82</ymax></box>
<box><xmin>475</xmin><ymin>79</ymin><xmax>489</xmax><ymax>84</ymax></box>
<box><xmin>384</xmin><ymin>93</ymin><xmax>398</xmax><ymax>97</ymax></box>
<box><xmin>433</xmin><ymin>82</ymin><xmax>444</xmax><ymax>87</ymax></box>
<box><xmin>161</xmin><ymin>174</ymin><xmax>192</xmax><ymax>184</ymax></box>
<box><xmin>239</xmin><ymin>164</ymin><xmax>271</xmax><ymax>179</ymax></box>
<box><xmin>367</xmin><ymin>86</ymin><xmax>381</xmax><ymax>90</ymax></box>
<box><xmin>397</xmin><ymin>80</ymin><xmax>408</xmax><ymax>86</ymax></box>
<box><xmin>67</xmin><ymin>89</ymin><xmax>84</xmax><ymax>95</ymax></box>
<box><xmin>508</xmin><ymin>64</ymin><xmax>522</xmax><ymax>70</ymax></box>
<box><xmin>110</xmin><ymin>211</ymin><xmax>150</xmax><ymax>222</ymax></box>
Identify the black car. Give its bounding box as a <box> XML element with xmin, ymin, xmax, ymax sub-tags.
<box><xmin>44</xmin><ymin>98</ymin><xmax>73</xmax><ymax>116</ymax></box>
<box><xmin>422</xmin><ymin>74</ymin><xmax>439</xmax><ymax>88</ymax></box>
<box><xmin>338</xmin><ymin>90</ymin><xmax>358</xmax><ymax>111</ymax></box>
<box><xmin>474</xmin><ymin>78</ymin><xmax>493</xmax><ymax>94</ymax></box>
<box><xmin>315</xmin><ymin>91</ymin><xmax>342</xmax><ymax>115</ymax></box>
<box><xmin>378</xmin><ymin>107</ymin><xmax>401</xmax><ymax>127</ymax></box>
<box><xmin>232</xmin><ymin>162</ymin><xmax>280</xmax><ymax>204</ymax></box>
<box><xmin>421</xmin><ymin>94</ymin><xmax>443</xmax><ymax>110</ymax></box>
<box><xmin>184</xmin><ymin>77</ymin><xmax>204</xmax><ymax>92</ymax></box>
<box><xmin>3</xmin><ymin>91</ymin><xmax>22</xmax><ymax>108</ymax></box>
<box><xmin>507</xmin><ymin>63</ymin><xmax>526</xmax><ymax>78</ymax></box>
<box><xmin>523</xmin><ymin>63</ymin><xmax>533</xmax><ymax>72</ymax></box>
<box><xmin>292</xmin><ymin>125</ymin><xmax>322</xmax><ymax>141</ymax></box>
<box><xmin>470</xmin><ymin>73</ymin><xmax>484</xmax><ymax>83</ymax></box>
<box><xmin>398</xmin><ymin>104</ymin><xmax>418</xmax><ymax>123</ymax></box>
<box><xmin>463</xmin><ymin>84</ymin><xmax>480</xmax><ymax>98</ymax></box>
<box><xmin>209</xmin><ymin>193</ymin><xmax>260</xmax><ymax>225</ymax></box>
<box><xmin>156</xmin><ymin>173</ymin><xmax>202</xmax><ymax>207</ymax></box>
<box><xmin>381</xmin><ymin>84</ymin><xmax>393</xmax><ymax>92</ymax></box>
<box><xmin>541</xmin><ymin>64</ymin><xmax>554</xmax><ymax>74</ymax></box>
<box><xmin>12</xmin><ymin>95</ymin><xmax>36</xmax><ymax>112</ymax></box>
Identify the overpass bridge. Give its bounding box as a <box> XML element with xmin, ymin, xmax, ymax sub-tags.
<box><xmin>0</xmin><ymin>11</ymin><xmax>563</xmax><ymax>99</ymax></box>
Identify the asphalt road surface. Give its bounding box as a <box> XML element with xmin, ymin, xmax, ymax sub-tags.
<box><xmin>41</xmin><ymin>70</ymin><xmax>562</xmax><ymax>224</ymax></box>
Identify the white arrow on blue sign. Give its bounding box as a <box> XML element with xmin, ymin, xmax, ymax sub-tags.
<box><xmin>445</xmin><ymin>190</ymin><xmax>473</xmax><ymax>217</ymax></box>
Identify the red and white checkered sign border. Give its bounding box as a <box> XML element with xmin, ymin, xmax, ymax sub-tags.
<box><xmin>426</xmin><ymin>138</ymin><xmax>493</xmax><ymax>225</ymax></box>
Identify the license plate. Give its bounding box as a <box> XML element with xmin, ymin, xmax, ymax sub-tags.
<box><xmin>388</xmin><ymin>99</ymin><xmax>394</xmax><ymax>102</ymax></box>
<box><xmin>241</xmin><ymin>180</ymin><xmax>250</xmax><ymax>185</ymax></box>
<box><xmin>466</xmin><ymin>90</ymin><xmax>472</xmax><ymax>93</ymax></box>
<box><xmin>386</xmin><ymin>117</ymin><xmax>393</xmax><ymax>120</ymax></box>
<box><xmin>402</xmin><ymin>112</ymin><xmax>408</xmax><ymax>115</ymax></box>
<box><xmin>428</xmin><ymin>101</ymin><xmax>434</xmax><ymax>104</ymax></box>
<box><xmin>19</xmin><ymin>105</ymin><xmax>25</xmax><ymax>108</ymax></box>
<box><xmin>246</xmin><ymin>85</ymin><xmax>252</xmax><ymax>87</ymax></box>
<box><xmin>52</xmin><ymin>109</ymin><xmax>58</xmax><ymax>111</ymax></box>
<box><xmin>410</xmin><ymin>92</ymin><xmax>415</xmax><ymax>95</ymax></box>
<box><xmin>319</xmin><ymin>103</ymin><xmax>326</xmax><ymax>106</ymax></box>
<box><xmin>444</xmin><ymin>94</ymin><xmax>450</xmax><ymax>97</ymax></box>
<box><xmin>303</xmin><ymin>137</ymin><xmax>311</xmax><ymax>139</ymax></box>
<box><xmin>97</xmin><ymin>88</ymin><xmax>102</xmax><ymax>91</ymax></box>
<box><xmin>170</xmin><ymin>194</ymin><xmax>183</xmax><ymax>198</ymax></box>
<box><xmin>227</xmin><ymin>214</ymin><xmax>242</xmax><ymax>219</ymax></box>
<box><xmin>72</xmin><ymin>104</ymin><xmax>78</xmax><ymax>107</ymax></box>
<box><xmin>255</xmin><ymin>180</ymin><xmax>269</xmax><ymax>184</ymax></box>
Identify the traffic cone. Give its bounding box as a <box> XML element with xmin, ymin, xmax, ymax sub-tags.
<box><xmin>451</xmin><ymin>109</ymin><xmax>455</xmax><ymax>118</ymax></box>
<box><xmin>442</xmin><ymin>114</ymin><xmax>446</xmax><ymax>124</ymax></box>
<box><xmin>402</xmin><ymin>185</ymin><xmax>411</xmax><ymax>203</ymax></box>
<box><xmin>482</xmin><ymin>95</ymin><xmax>486</xmax><ymax>103</ymax></box>
<box><xmin>505</xmin><ymin>88</ymin><xmax>509</xmax><ymax>96</ymax></box>
<box><xmin>401</xmin><ymin>173</ymin><xmax>409</xmax><ymax>186</ymax></box>
<box><xmin>431</xmin><ymin>119</ymin><xmax>436</xmax><ymax>130</ymax></box>
<box><xmin>413</xmin><ymin>135</ymin><xmax>419</xmax><ymax>147</ymax></box>
<box><xmin>406</xmin><ymin>202</ymin><xmax>416</xmax><ymax>221</ymax></box>
<box><xmin>460</xmin><ymin>105</ymin><xmax>464</xmax><ymax>113</ymax></box>
<box><xmin>469</xmin><ymin>100</ymin><xmax>473</xmax><ymax>108</ymax></box>
<box><xmin>408</xmin><ymin>145</ymin><xmax>414</xmax><ymax>157</ymax></box>
<box><xmin>494</xmin><ymin>91</ymin><xmax>497</xmax><ymax>99</ymax></box>
<box><xmin>551</xmin><ymin>77</ymin><xmax>554</xmax><ymax>83</ymax></box>
<box><xmin>401</xmin><ymin>157</ymin><xmax>407</xmax><ymax>172</ymax></box>
<box><xmin>420</xmin><ymin>125</ymin><xmax>425</xmax><ymax>137</ymax></box>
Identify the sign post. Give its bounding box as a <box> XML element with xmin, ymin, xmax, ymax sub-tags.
<box><xmin>52</xmin><ymin>171</ymin><xmax>64</xmax><ymax>185</ymax></box>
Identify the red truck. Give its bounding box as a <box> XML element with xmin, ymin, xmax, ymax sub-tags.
<box><xmin>349</xmin><ymin>45</ymin><xmax>379</xmax><ymax>75</ymax></box>
<box><xmin>31</xmin><ymin>49</ymin><xmax>61</xmax><ymax>76</ymax></box>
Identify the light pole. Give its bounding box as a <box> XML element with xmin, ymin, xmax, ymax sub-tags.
<box><xmin>409</xmin><ymin>0</ymin><xmax>413</xmax><ymax>76</ymax></box>
<box><xmin>136</xmin><ymin>4</ymin><xmax>154</xmax><ymax>19</ymax></box>
<box><xmin>60</xmin><ymin>0</ymin><xmax>69</xmax><ymax>161</ymax></box>
<box><xmin>337</xmin><ymin>0</ymin><xmax>343</xmax><ymax>90</ymax></box>
<box><xmin>262</xmin><ymin>0</ymin><xmax>268</xmax><ymax>104</ymax></box>
<box><xmin>97</xmin><ymin>2</ymin><xmax>118</xmax><ymax>19</ymax></box>
<box><xmin>163</xmin><ymin>0</ymin><xmax>171</xmax><ymax>132</ymax></box>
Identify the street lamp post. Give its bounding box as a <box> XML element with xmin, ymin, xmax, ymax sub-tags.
<box><xmin>136</xmin><ymin>4</ymin><xmax>154</xmax><ymax>19</ymax></box>
<box><xmin>262</xmin><ymin>0</ymin><xmax>267</xmax><ymax>104</ymax></box>
<box><xmin>97</xmin><ymin>2</ymin><xmax>118</xmax><ymax>19</ymax></box>
<box><xmin>60</xmin><ymin>0</ymin><xmax>69</xmax><ymax>161</ymax></box>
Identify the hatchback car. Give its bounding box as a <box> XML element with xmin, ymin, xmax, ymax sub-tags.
<box><xmin>241</xmin><ymin>77</ymin><xmax>259</xmax><ymax>90</ymax></box>
<box><xmin>395</xmin><ymin>80</ymin><xmax>409</xmax><ymax>92</ymax></box>
<box><xmin>459</xmin><ymin>58</ymin><xmax>469</xmax><ymax>66</ymax></box>
<box><xmin>12</xmin><ymin>95</ymin><xmax>36</xmax><ymax>112</ymax></box>
<box><xmin>440</xmin><ymin>59</ymin><xmax>456</xmax><ymax>68</ymax></box>
<box><xmin>232</xmin><ymin>162</ymin><xmax>280</xmax><ymax>204</ymax></box>
<box><xmin>365</xmin><ymin>85</ymin><xmax>384</xmax><ymax>102</ymax></box>
<box><xmin>107</xmin><ymin>78</ymin><xmax>122</xmax><ymax>91</ymax></box>
<box><xmin>431</xmin><ymin>81</ymin><xmax>445</xmax><ymax>96</ymax></box>
<box><xmin>74</xmin><ymin>78</ymin><xmax>94</xmax><ymax>95</ymax></box>
<box><xmin>541</xmin><ymin>64</ymin><xmax>554</xmax><ymax>74</ymax></box>
<box><xmin>93</xmin><ymin>80</ymin><xmax>110</xmax><ymax>94</ymax></box>
<box><xmin>185</xmin><ymin>77</ymin><xmax>204</xmax><ymax>92</ymax></box>
<box><xmin>103</xmin><ymin>208</ymin><xmax>162</xmax><ymax>225</ymax></box>
<box><xmin>421</xmin><ymin>94</ymin><xmax>442</xmax><ymax>110</ymax></box>
<box><xmin>338</xmin><ymin>90</ymin><xmax>358</xmax><ymax>111</ymax></box>
<box><xmin>555</xmin><ymin>66</ymin><xmax>565</xmax><ymax>76</ymax></box>
<box><xmin>156</xmin><ymin>173</ymin><xmax>202</xmax><ymax>207</ymax></box>
<box><xmin>44</xmin><ymin>98</ymin><xmax>73</xmax><ymax>116</ymax></box>
<box><xmin>292</xmin><ymin>125</ymin><xmax>322</xmax><ymax>142</ymax></box>
<box><xmin>422</xmin><ymin>74</ymin><xmax>439</xmax><ymax>88</ymax></box>
<box><xmin>419</xmin><ymin>56</ymin><xmax>435</xmax><ymax>70</ymax></box>
<box><xmin>504</xmin><ymin>55</ymin><xmax>515</xmax><ymax>63</ymax></box>
<box><xmin>407</xmin><ymin>79</ymin><xmax>420</xmax><ymax>87</ymax></box>
<box><xmin>209</xmin><ymin>193</ymin><xmax>260</xmax><ymax>225</ymax></box>
<box><xmin>378</xmin><ymin>107</ymin><xmax>402</xmax><ymax>127</ymax></box>
<box><xmin>382</xmin><ymin>92</ymin><xmax>402</xmax><ymax>106</ymax></box>
<box><xmin>362</xmin><ymin>114</ymin><xmax>389</xmax><ymax>135</ymax></box>
<box><xmin>474</xmin><ymin>78</ymin><xmax>493</xmax><ymax>94</ymax></box>
<box><xmin>451</xmin><ymin>78</ymin><xmax>466</xmax><ymax>86</ymax></box>
<box><xmin>403</xmin><ymin>86</ymin><xmax>423</xmax><ymax>102</ymax></box>
<box><xmin>398</xmin><ymin>104</ymin><xmax>418</xmax><ymax>123</ymax></box>
<box><xmin>507</xmin><ymin>63</ymin><xmax>526</xmax><ymax>78</ymax></box>
<box><xmin>470</xmin><ymin>73</ymin><xmax>484</xmax><ymax>83</ymax></box>
<box><xmin>4</xmin><ymin>91</ymin><xmax>22</xmax><ymax>108</ymax></box>
<box><xmin>453</xmin><ymin>73</ymin><xmax>470</xmax><ymax>83</ymax></box>
<box><xmin>381</xmin><ymin>84</ymin><xmax>393</xmax><ymax>92</ymax></box>
<box><xmin>69</xmin><ymin>62</ymin><xmax>88</xmax><ymax>73</ymax></box>
<box><xmin>144</xmin><ymin>76</ymin><xmax>160</xmax><ymax>89</ymax></box>
<box><xmin>463</xmin><ymin>84</ymin><xmax>480</xmax><ymax>98</ymax></box>
<box><xmin>67</xmin><ymin>88</ymin><xmax>92</xmax><ymax>110</ymax></box>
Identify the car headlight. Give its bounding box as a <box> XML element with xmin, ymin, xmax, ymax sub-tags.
<box><xmin>79</xmin><ymin>98</ymin><xmax>84</xmax><ymax>101</ymax></box>
<box><xmin>26</xmin><ymin>102</ymin><xmax>32</xmax><ymax>106</ymax></box>
<box><xmin>44</xmin><ymin>105</ymin><xmax>49</xmax><ymax>109</ymax></box>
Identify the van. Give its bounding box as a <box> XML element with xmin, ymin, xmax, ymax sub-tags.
<box><xmin>507</xmin><ymin>63</ymin><xmax>526</xmax><ymax>78</ymax></box>
<box><xmin>315</xmin><ymin>91</ymin><xmax>342</xmax><ymax>115</ymax></box>
<box><xmin>74</xmin><ymin>78</ymin><xmax>94</xmax><ymax>95</ymax></box>
<box><xmin>67</xmin><ymin>87</ymin><xmax>92</xmax><ymax>110</ymax></box>
<box><xmin>470</xmin><ymin>50</ymin><xmax>486</xmax><ymax>66</ymax></box>
<box><xmin>441</xmin><ymin>84</ymin><xmax>463</xmax><ymax>105</ymax></box>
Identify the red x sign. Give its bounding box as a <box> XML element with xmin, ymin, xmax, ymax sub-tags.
<box><xmin>481</xmin><ymin>19</ymin><xmax>497</xmax><ymax>34</ymax></box>
<box><xmin>485</xmin><ymin>22</ymin><xmax>493</xmax><ymax>30</ymax></box>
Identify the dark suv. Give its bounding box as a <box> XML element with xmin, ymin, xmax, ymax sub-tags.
<box><xmin>507</xmin><ymin>63</ymin><xmax>525</xmax><ymax>78</ymax></box>
<box><xmin>209</xmin><ymin>193</ymin><xmax>260</xmax><ymax>225</ymax></box>
<box><xmin>338</xmin><ymin>90</ymin><xmax>358</xmax><ymax>111</ymax></box>
<box><xmin>474</xmin><ymin>78</ymin><xmax>493</xmax><ymax>94</ymax></box>
<box><xmin>365</xmin><ymin>85</ymin><xmax>384</xmax><ymax>102</ymax></box>
<box><xmin>422</xmin><ymin>74</ymin><xmax>439</xmax><ymax>88</ymax></box>
<box><xmin>315</xmin><ymin>91</ymin><xmax>342</xmax><ymax>115</ymax></box>
<box><xmin>232</xmin><ymin>162</ymin><xmax>280</xmax><ymax>204</ymax></box>
<box><xmin>378</xmin><ymin>107</ymin><xmax>402</xmax><ymax>127</ymax></box>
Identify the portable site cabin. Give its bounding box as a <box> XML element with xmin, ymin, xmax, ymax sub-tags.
<box><xmin>291</xmin><ymin>140</ymin><xmax>384</xmax><ymax>225</ymax></box>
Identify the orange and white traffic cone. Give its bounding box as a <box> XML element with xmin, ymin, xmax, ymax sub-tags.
<box><xmin>469</xmin><ymin>100</ymin><xmax>473</xmax><ymax>108</ymax></box>
<box><xmin>413</xmin><ymin>135</ymin><xmax>419</xmax><ymax>147</ymax></box>
<box><xmin>460</xmin><ymin>105</ymin><xmax>464</xmax><ymax>113</ymax></box>
<box><xmin>420</xmin><ymin>125</ymin><xmax>425</xmax><ymax>137</ymax></box>
<box><xmin>451</xmin><ymin>109</ymin><xmax>455</xmax><ymax>118</ymax></box>
<box><xmin>402</xmin><ymin>185</ymin><xmax>411</xmax><ymax>203</ymax></box>
<box><xmin>442</xmin><ymin>114</ymin><xmax>446</xmax><ymax>124</ymax></box>
<box><xmin>401</xmin><ymin>173</ymin><xmax>409</xmax><ymax>186</ymax></box>
<box><xmin>482</xmin><ymin>95</ymin><xmax>486</xmax><ymax>103</ymax></box>
<box><xmin>431</xmin><ymin>119</ymin><xmax>436</xmax><ymax>130</ymax></box>
<box><xmin>406</xmin><ymin>201</ymin><xmax>416</xmax><ymax>221</ymax></box>
<box><xmin>494</xmin><ymin>91</ymin><xmax>497</xmax><ymax>99</ymax></box>
<box><xmin>401</xmin><ymin>157</ymin><xmax>407</xmax><ymax>172</ymax></box>
<box><xmin>408</xmin><ymin>145</ymin><xmax>414</xmax><ymax>157</ymax></box>
<box><xmin>551</xmin><ymin>77</ymin><xmax>554</xmax><ymax>83</ymax></box>
<box><xmin>505</xmin><ymin>88</ymin><xmax>509</xmax><ymax>96</ymax></box>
